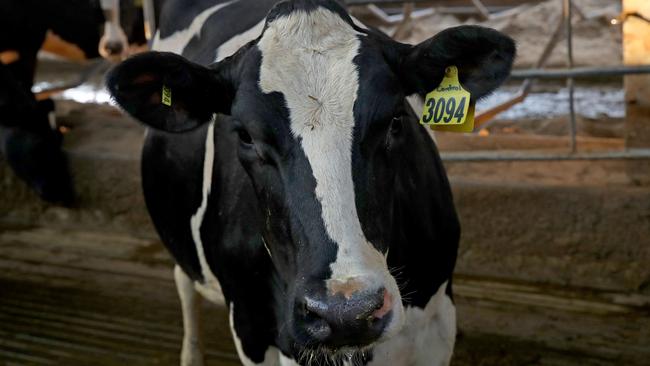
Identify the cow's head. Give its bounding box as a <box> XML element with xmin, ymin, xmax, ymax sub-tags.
<box><xmin>107</xmin><ymin>0</ymin><xmax>514</xmax><ymax>360</ymax></box>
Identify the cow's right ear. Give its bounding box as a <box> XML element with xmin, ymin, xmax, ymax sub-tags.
<box><xmin>106</xmin><ymin>52</ymin><xmax>235</xmax><ymax>132</ymax></box>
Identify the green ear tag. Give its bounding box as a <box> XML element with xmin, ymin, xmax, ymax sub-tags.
<box><xmin>161</xmin><ymin>85</ymin><xmax>172</xmax><ymax>106</ymax></box>
<box><xmin>420</xmin><ymin>66</ymin><xmax>475</xmax><ymax>133</ymax></box>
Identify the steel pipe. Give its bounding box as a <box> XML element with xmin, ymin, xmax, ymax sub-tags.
<box><xmin>474</xmin><ymin>16</ymin><xmax>565</xmax><ymax>129</ymax></box>
<box><xmin>142</xmin><ymin>0</ymin><xmax>157</xmax><ymax>41</ymax></box>
<box><xmin>510</xmin><ymin>65</ymin><xmax>650</xmax><ymax>79</ymax></box>
<box><xmin>564</xmin><ymin>0</ymin><xmax>577</xmax><ymax>153</ymax></box>
<box><xmin>32</xmin><ymin>60</ymin><xmax>109</xmax><ymax>100</ymax></box>
<box><xmin>441</xmin><ymin>149</ymin><xmax>650</xmax><ymax>162</ymax></box>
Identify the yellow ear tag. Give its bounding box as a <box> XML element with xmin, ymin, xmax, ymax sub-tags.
<box><xmin>161</xmin><ymin>85</ymin><xmax>172</xmax><ymax>106</ymax></box>
<box><xmin>420</xmin><ymin>66</ymin><xmax>475</xmax><ymax>133</ymax></box>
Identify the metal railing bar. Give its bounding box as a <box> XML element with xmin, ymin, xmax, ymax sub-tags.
<box><xmin>510</xmin><ymin>65</ymin><xmax>650</xmax><ymax>79</ymax></box>
<box><xmin>564</xmin><ymin>0</ymin><xmax>577</xmax><ymax>153</ymax></box>
<box><xmin>475</xmin><ymin>15</ymin><xmax>565</xmax><ymax>129</ymax></box>
<box><xmin>365</xmin><ymin>4</ymin><xmax>434</xmax><ymax>24</ymax></box>
<box><xmin>32</xmin><ymin>60</ymin><xmax>110</xmax><ymax>100</ymax></box>
<box><xmin>346</xmin><ymin>0</ymin><xmax>533</xmax><ymax>5</ymax></box>
<box><xmin>470</xmin><ymin>0</ymin><xmax>491</xmax><ymax>20</ymax></box>
<box><xmin>441</xmin><ymin>149</ymin><xmax>650</xmax><ymax>162</ymax></box>
<box><xmin>142</xmin><ymin>0</ymin><xmax>157</xmax><ymax>42</ymax></box>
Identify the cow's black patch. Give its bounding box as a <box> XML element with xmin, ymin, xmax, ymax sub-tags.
<box><xmin>351</xmin><ymin>35</ymin><xmax>461</xmax><ymax>308</ymax></box>
<box><xmin>157</xmin><ymin>0</ymin><xmax>229</xmax><ymax>39</ymax></box>
<box><xmin>228</xmin><ymin>48</ymin><xmax>340</xmax><ymax>352</ymax></box>
<box><xmin>182</xmin><ymin>0</ymin><xmax>277</xmax><ymax>65</ymax></box>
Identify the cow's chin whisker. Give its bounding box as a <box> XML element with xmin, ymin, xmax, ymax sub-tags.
<box><xmin>296</xmin><ymin>344</ymin><xmax>373</xmax><ymax>366</ymax></box>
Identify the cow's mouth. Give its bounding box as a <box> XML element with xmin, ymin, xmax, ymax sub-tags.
<box><xmin>295</xmin><ymin>345</ymin><xmax>373</xmax><ymax>366</ymax></box>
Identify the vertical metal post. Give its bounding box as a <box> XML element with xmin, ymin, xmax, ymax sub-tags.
<box><xmin>470</xmin><ymin>0</ymin><xmax>491</xmax><ymax>21</ymax></box>
<box><xmin>563</xmin><ymin>0</ymin><xmax>577</xmax><ymax>153</ymax></box>
<box><xmin>392</xmin><ymin>3</ymin><xmax>414</xmax><ymax>39</ymax></box>
<box><xmin>142</xmin><ymin>0</ymin><xmax>157</xmax><ymax>42</ymax></box>
<box><xmin>475</xmin><ymin>17</ymin><xmax>565</xmax><ymax>129</ymax></box>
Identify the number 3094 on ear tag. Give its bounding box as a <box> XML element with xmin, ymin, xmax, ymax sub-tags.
<box><xmin>420</xmin><ymin>66</ymin><xmax>475</xmax><ymax>133</ymax></box>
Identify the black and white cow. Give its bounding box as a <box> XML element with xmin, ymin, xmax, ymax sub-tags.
<box><xmin>0</xmin><ymin>0</ymin><xmax>131</xmax><ymax>204</ymax></box>
<box><xmin>0</xmin><ymin>0</ymin><xmax>105</xmax><ymax>204</ymax></box>
<box><xmin>107</xmin><ymin>0</ymin><xmax>514</xmax><ymax>365</ymax></box>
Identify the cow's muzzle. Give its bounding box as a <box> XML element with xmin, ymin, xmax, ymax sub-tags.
<box><xmin>295</xmin><ymin>286</ymin><xmax>393</xmax><ymax>348</ymax></box>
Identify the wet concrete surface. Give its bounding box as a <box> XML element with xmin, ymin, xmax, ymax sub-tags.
<box><xmin>0</xmin><ymin>279</ymin><xmax>240</xmax><ymax>366</ymax></box>
<box><xmin>0</xmin><ymin>226</ymin><xmax>239</xmax><ymax>366</ymax></box>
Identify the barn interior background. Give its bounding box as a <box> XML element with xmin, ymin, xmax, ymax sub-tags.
<box><xmin>1</xmin><ymin>0</ymin><xmax>649</xmax><ymax>365</ymax></box>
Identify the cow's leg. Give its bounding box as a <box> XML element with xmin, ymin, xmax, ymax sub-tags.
<box><xmin>174</xmin><ymin>265</ymin><xmax>204</xmax><ymax>366</ymax></box>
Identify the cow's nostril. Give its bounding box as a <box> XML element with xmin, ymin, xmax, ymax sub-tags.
<box><xmin>296</xmin><ymin>288</ymin><xmax>391</xmax><ymax>347</ymax></box>
<box><xmin>372</xmin><ymin>289</ymin><xmax>393</xmax><ymax>319</ymax></box>
<box><xmin>303</xmin><ymin>296</ymin><xmax>328</xmax><ymax>317</ymax></box>
<box><xmin>299</xmin><ymin>297</ymin><xmax>332</xmax><ymax>341</ymax></box>
<box><xmin>302</xmin><ymin>301</ymin><xmax>319</xmax><ymax>321</ymax></box>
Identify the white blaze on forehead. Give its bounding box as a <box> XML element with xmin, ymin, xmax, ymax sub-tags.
<box><xmin>257</xmin><ymin>8</ymin><xmax>388</xmax><ymax>288</ymax></box>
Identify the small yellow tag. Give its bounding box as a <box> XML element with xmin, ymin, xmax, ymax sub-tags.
<box><xmin>161</xmin><ymin>85</ymin><xmax>172</xmax><ymax>106</ymax></box>
<box><xmin>420</xmin><ymin>66</ymin><xmax>475</xmax><ymax>133</ymax></box>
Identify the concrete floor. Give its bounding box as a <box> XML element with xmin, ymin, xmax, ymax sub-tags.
<box><xmin>0</xmin><ymin>226</ymin><xmax>239</xmax><ymax>365</ymax></box>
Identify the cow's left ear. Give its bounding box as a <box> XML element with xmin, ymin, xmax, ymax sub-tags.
<box><xmin>106</xmin><ymin>51</ymin><xmax>236</xmax><ymax>132</ymax></box>
<box><xmin>391</xmin><ymin>25</ymin><xmax>515</xmax><ymax>99</ymax></box>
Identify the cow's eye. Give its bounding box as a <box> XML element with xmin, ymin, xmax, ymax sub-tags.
<box><xmin>389</xmin><ymin>116</ymin><xmax>403</xmax><ymax>136</ymax></box>
<box><xmin>237</xmin><ymin>128</ymin><xmax>253</xmax><ymax>146</ymax></box>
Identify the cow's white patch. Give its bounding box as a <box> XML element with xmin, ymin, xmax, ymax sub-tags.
<box><xmin>153</xmin><ymin>0</ymin><xmax>237</xmax><ymax>54</ymax></box>
<box><xmin>215</xmin><ymin>20</ymin><xmax>265</xmax><ymax>62</ymax></box>
<box><xmin>257</xmin><ymin>6</ymin><xmax>404</xmax><ymax>339</ymax></box>
<box><xmin>351</xmin><ymin>16</ymin><xmax>368</xmax><ymax>30</ymax></box>
<box><xmin>194</xmin><ymin>280</ymin><xmax>225</xmax><ymax>304</ymax></box>
<box><xmin>229</xmin><ymin>304</ymin><xmax>281</xmax><ymax>366</ymax></box>
<box><xmin>261</xmin><ymin>237</ymin><xmax>273</xmax><ymax>259</ymax></box>
<box><xmin>278</xmin><ymin>353</ymin><xmax>299</xmax><ymax>366</ymax></box>
<box><xmin>174</xmin><ymin>265</ymin><xmax>205</xmax><ymax>366</ymax></box>
<box><xmin>370</xmin><ymin>281</ymin><xmax>456</xmax><ymax>366</ymax></box>
<box><xmin>189</xmin><ymin>119</ymin><xmax>223</xmax><ymax>292</ymax></box>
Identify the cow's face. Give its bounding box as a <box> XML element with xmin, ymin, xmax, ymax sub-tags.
<box><xmin>107</xmin><ymin>0</ymin><xmax>514</xmax><ymax>360</ymax></box>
